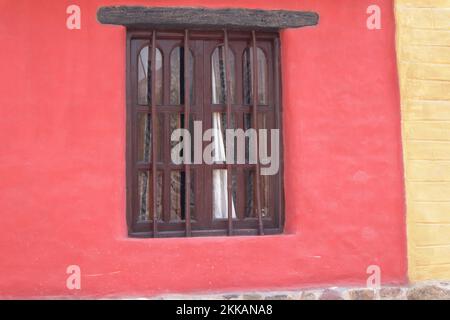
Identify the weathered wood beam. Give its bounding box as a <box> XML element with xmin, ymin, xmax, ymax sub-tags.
<box><xmin>97</xmin><ymin>6</ymin><xmax>319</xmax><ymax>30</ymax></box>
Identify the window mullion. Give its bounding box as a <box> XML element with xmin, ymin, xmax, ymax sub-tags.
<box><xmin>151</xmin><ymin>31</ymin><xmax>159</xmax><ymax>237</ymax></box>
<box><xmin>252</xmin><ymin>30</ymin><xmax>264</xmax><ymax>236</ymax></box>
<box><xmin>223</xmin><ymin>29</ymin><xmax>233</xmax><ymax>236</ymax></box>
<box><xmin>184</xmin><ymin>29</ymin><xmax>192</xmax><ymax>237</ymax></box>
<box><xmin>274</xmin><ymin>37</ymin><xmax>282</xmax><ymax>229</ymax></box>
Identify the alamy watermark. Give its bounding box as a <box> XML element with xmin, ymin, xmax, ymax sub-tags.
<box><xmin>171</xmin><ymin>121</ymin><xmax>280</xmax><ymax>176</ymax></box>
<box><xmin>66</xmin><ymin>265</ymin><xmax>81</xmax><ymax>290</ymax></box>
<box><xmin>366</xmin><ymin>5</ymin><xmax>381</xmax><ymax>30</ymax></box>
<box><xmin>366</xmin><ymin>265</ymin><xmax>381</xmax><ymax>289</ymax></box>
<box><xmin>66</xmin><ymin>5</ymin><xmax>81</xmax><ymax>30</ymax></box>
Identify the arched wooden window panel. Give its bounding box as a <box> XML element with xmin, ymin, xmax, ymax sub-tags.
<box><xmin>137</xmin><ymin>45</ymin><xmax>163</xmax><ymax>105</ymax></box>
<box><xmin>211</xmin><ymin>45</ymin><xmax>236</xmax><ymax>104</ymax></box>
<box><xmin>170</xmin><ymin>47</ymin><xmax>194</xmax><ymax>105</ymax></box>
<box><xmin>243</xmin><ymin>47</ymin><xmax>268</xmax><ymax>105</ymax></box>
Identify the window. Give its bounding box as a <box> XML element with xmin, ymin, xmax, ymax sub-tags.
<box><xmin>127</xmin><ymin>30</ymin><xmax>284</xmax><ymax>237</ymax></box>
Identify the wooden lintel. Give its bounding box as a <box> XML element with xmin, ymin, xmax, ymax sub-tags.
<box><xmin>97</xmin><ymin>6</ymin><xmax>319</xmax><ymax>30</ymax></box>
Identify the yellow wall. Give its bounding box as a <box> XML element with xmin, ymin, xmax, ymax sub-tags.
<box><xmin>395</xmin><ymin>0</ymin><xmax>450</xmax><ymax>281</ymax></box>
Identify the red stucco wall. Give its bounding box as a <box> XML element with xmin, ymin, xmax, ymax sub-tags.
<box><xmin>0</xmin><ymin>0</ymin><xmax>407</xmax><ymax>298</ymax></box>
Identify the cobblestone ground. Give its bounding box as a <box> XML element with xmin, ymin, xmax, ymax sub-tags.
<box><xmin>139</xmin><ymin>282</ymin><xmax>450</xmax><ymax>300</ymax></box>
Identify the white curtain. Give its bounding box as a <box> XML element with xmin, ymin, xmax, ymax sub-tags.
<box><xmin>211</xmin><ymin>113</ymin><xmax>236</xmax><ymax>219</ymax></box>
<box><xmin>211</xmin><ymin>48</ymin><xmax>236</xmax><ymax>219</ymax></box>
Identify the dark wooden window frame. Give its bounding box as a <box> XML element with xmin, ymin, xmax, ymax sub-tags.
<box><xmin>126</xmin><ymin>29</ymin><xmax>285</xmax><ymax>238</ymax></box>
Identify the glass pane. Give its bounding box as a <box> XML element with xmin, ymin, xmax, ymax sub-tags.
<box><xmin>244</xmin><ymin>170</ymin><xmax>270</xmax><ymax>218</ymax></box>
<box><xmin>138</xmin><ymin>46</ymin><xmax>163</xmax><ymax>105</ymax></box>
<box><xmin>137</xmin><ymin>46</ymin><xmax>148</xmax><ymax>105</ymax></box>
<box><xmin>232</xmin><ymin>169</ymin><xmax>237</xmax><ymax>218</ymax></box>
<box><xmin>170</xmin><ymin>113</ymin><xmax>184</xmax><ymax>164</ymax></box>
<box><xmin>261</xmin><ymin>174</ymin><xmax>270</xmax><ymax>218</ymax></box>
<box><xmin>170</xmin><ymin>171</ymin><xmax>182</xmax><ymax>221</ymax></box>
<box><xmin>243</xmin><ymin>47</ymin><xmax>268</xmax><ymax>105</ymax></box>
<box><xmin>190</xmin><ymin>171</ymin><xmax>195</xmax><ymax>220</ymax></box>
<box><xmin>137</xmin><ymin>113</ymin><xmax>151</xmax><ymax>163</ymax></box>
<box><xmin>257</xmin><ymin>48</ymin><xmax>268</xmax><ymax>105</ymax></box>
<box><xmin>243</xmin><ymin>49</ymin><xmax>251</xmax><ymax>105</ymax></box>
<box><xmin>170</xmin><ymin>171</ymin><xmax>196</xmax><ymax>222</ymax></box>
<box><xmin>137</xmin><ymin>113</ymin><xmax>163</xmax><ymax>162</ymax></box>
<box><xmin>245</xmin><ymin>170</ymin><xmax>254</xmax><ymax>218</ymax></box>
<box><xmin>138</xmin><ymin>170</ymin><xmax>163</xmax><ymax>222</ymax></box>
<box><xmin>212</xmin><ymin>169</ymin><xmax>237</xmax><ymax>219</ymax></box>
<box><xmin>243</xmin><ymin>113</ymin><xmax>253</xmax><ymax>163</ymax></box>
<box><xmin>211</xmin><ymin>46</ymin><xmax>236</xmax><ymax>104</ymax></box>
<box><xmin>243</xmin><ymin>113</ymin><xmax>266</xmax><ymax>163</ymax></box>
<box><xmin>211</xmin><ymin>112</ymin><xmax>235</xmax><ymax>164</ymax></box>
<box><xmin>155</xmin><ymin>49</ymin><xmax>163</xmax><ymax>105</ymax></box>
<box><xmin>170</xmin><ymin>47</ymin><xmax>194</xmax><ymax>105</ymax></box>
<box><xmin>170</xmin><ymin>113</ymin><xmax>196</xmax><ymax>164</ymax></box>
<box><xmin>170</xmin><ymin>113</ymin><xmax>184</xmax><ymax>149</ymax></box>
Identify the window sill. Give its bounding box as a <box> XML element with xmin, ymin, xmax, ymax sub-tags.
<box><xmin>128</xmin><ymin>227</ymin><xmax>284</xmax><ymax>239</ymax></box>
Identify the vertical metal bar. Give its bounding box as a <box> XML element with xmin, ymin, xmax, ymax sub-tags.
<box><xmin>252</xmin><ymin>30</ymin><xmax>264</xmax><ymax>235</ymax></box>
<box><xmin>184</xmin><ymin>29</ymin><xmax>192</xmax><ymax>237</ymax></box>
<box><xmin>274</xmin><ymin>37</ymin><xmax>284</xmax><ymax>230</ymax></box>
<box><xmin>163</xmin><ymin>114</ymin><xmax>171</xmax><ymax>224</ymax></box>
<box><xmin>151</xmin><ymin>31</ymin><xmax>158</xmax><ymax>237</ymax></box>
<box><xmin>223</xmin><ymin>29</ymin><xmax>233</xmax><ymax>236</ymax></box>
